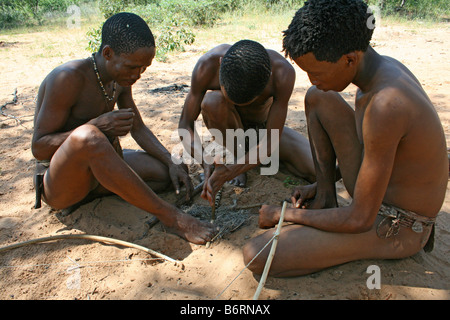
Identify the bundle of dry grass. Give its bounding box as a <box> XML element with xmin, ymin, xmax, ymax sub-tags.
<box><xmin>182</xmin><ymin>204</ymin><xmax>252</xmax><ymax>242</ymax></box>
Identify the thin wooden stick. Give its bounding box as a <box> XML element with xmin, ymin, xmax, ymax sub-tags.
<box><xmin>211</xmin><ymin>187</ymin><xmax>222</xmax><ymax>222</ymax></box>
<box><xmin>0</xmin><ymin>234</ymin><xmax>184</xmax><ymax>268</ymax></box>
<box><xmin>253</xmin><ymin>201</ymin><xmax>287</xmax><ymax>300</ymax></box>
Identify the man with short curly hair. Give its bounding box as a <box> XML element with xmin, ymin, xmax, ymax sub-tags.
<box><xmin>243</xmin><ymin>0</ymin><xmax>447</xmax><ymax>277</ymax></box>
<box><xmin>179</xmin><ymin>40</ymin><xmax>316</xmax><ymax>204</ymax></box>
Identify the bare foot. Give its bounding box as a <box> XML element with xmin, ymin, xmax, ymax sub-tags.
<box><xmin>165</xmin><ymin>211</ymin><xmax>218</xmax><ymax>245</ymax></box>
<box><xmin>291</xmin><ymin>183</ymin><xmax>336</xmax><ymax>209</ymax></box>
<box><xmin>228</xmin><ymin>173</ymin><xmax>247</xmax><ymax>187</ymax></box>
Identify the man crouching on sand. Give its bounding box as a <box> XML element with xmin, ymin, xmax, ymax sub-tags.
<box><xmin>243</xmin><ymin>0</ymin><xmax>447</xmax><ymax>276</ymax></box>
<box><xmin>31</xmin><ymin>12</ymin><xmax>216</xmax><ymax>245</ymax></box>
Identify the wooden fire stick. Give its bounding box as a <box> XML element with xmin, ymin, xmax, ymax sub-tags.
<box><xmin>253</xmin><ymin>201</ymin><xmax>287</xmax><ymax>300</ymax></box>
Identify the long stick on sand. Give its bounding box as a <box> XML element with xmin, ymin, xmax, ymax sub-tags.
<box><xmin>0</xmin><ymin>234</ymin><xmax>184</xmax><ymax>268</ymax></box>
<box><xmin>253</xmin><ymin>201</ymin><xmax>287</xmax><ymax>300</ymax></box>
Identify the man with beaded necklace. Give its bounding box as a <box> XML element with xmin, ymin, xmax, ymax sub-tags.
<box><xmin>31</xmin><ymin>12</ymin><xmax>217</xmax><ymax>245</ymax></box>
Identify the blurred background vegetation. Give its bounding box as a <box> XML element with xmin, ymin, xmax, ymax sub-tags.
<box><xmin>1</xmin><ymin>0</ymin><xmax>449</xmax><ymax>61</ymax></box>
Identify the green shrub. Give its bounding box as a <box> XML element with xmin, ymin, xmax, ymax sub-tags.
<box><xmin>367</xmin><ymin>0</ymin><xmax>450</xmax><ymax>20</ymax></box>
<box><xmin>98</xmin><ymin>0</ymin><xmax>128</xmax><ymax>18</ymax></box>
<box><xmin>87</xmin><ymin>0</ymin><xmax>232</xmax><ymax>61</ymax></box>
<box><xmin>0</xmin><ymin>0</ymin><xmax>83</xmax><ymax>27</ymax></box>
<box><xmin>155</xmin><ymin>18</ymin><xmax>195</xmax><ymax>62</ymax></box>
<box><xmin>0</xmin><ymin>4</ymin><xmax>24</xmax><ymax>28</ymax></box>
<box><xmin>86</xmin><ymin>23</ymin><xmax>102</xmax><ymax>53</ymax></box>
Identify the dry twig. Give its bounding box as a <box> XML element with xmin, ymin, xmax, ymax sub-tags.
<box><xmin>0</xmin><ymin>88</ymin><xmax>22</xmax><ymax>125</ymax></box>
<box><xmin>253</xmin><ymin>201</ymin><xmax>287</xmax><ymax>300</ymax></box>
<box><xmin>0</xmin><ymin>233</ymin><xmax>184</xmax><ymax>268</ymax></box>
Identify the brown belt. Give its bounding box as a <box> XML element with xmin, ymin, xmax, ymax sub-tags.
<box><xmin>376</xmin><ymin>203</ymin><xmax>436</xmax><ymax>252</ymax></box>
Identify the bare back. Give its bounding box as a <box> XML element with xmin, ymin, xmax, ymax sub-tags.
<box><xmin>355</xmin><ymin>55</ymin><xmax>447</xmax><ymax>217</ymax></box>
<box><xmin>183</xmin><ymin>44</ymin><xmax>295</xmax><ymax>126</ymax></box>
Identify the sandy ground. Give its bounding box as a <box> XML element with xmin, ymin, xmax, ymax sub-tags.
<box><xmin>0</xmin><ymin>21</ymin><xmax>449</xmax><ymax>302</ymax></box>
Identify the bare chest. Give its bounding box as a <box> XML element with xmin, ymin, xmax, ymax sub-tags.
<box><xmin>237</xmin><ymin>95</ymin><xmax>274</xmax><ymax>124</ymax></box>
<box><xmin>65</xmin><ymin>82</ymin><xmax>119</xmax><ymax>130</ymax></box>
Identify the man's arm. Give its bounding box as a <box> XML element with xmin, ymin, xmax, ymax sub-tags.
<box><xmin>178</xmin><ymin>89</ymin><xmax>206</xmax><ymax>165</ymax></box>
<box><xmin>178</xmin><ymin>55</ymin><xmax>218</xmax><ymax>164</ymax></box>
<box><xmin>205</xmin><ymin>55</ymin><xmax>295</xmax><ymax>201</ymax></box>
<box><xmin>178</xmin><ymin>55</ymin><xmax>221</xmax><ymax>201</ymax></box>
<box><xmin>118</xmin><ymin>87</ymin><xmax>172</xmax><ymax>163</ymax></box>
<box><xmin>32</xmin><ymin>69</ymin><xmax>84</xmax><ymax>161</ymax></box>
<box><xmin>118</xmin><ymin>86</ymin><xmax>193</xmax><ymax>196</ymax></box>
<box><xmin>262</xmin><ymin>90</ymin><xmax>407</xmax><ymax>233</ymax></box>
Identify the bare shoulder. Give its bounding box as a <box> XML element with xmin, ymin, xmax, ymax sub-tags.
<box><xmin>266</xmin><ymin>49</ymin><xmax>295</xmax><ymax>94</ymax></box>
<box><xmin>267</xmin><ymin>49</ymin><xmax>294</xmax><ymax>71</ymax></box>
<box><xmin>191</xmin><ymin>44</ymin><xmax>230</xmax><ymax>90</ymax></box>
<box><xmin>363</xmin><ymin>66</ymin><xmax>438</xmax><ymax>142</ymax></box>
<box><xmin>379</xmin><ymin>56</ymin><xmax>429</xmax><ymax>104</ymax></box>
<box><xmin>382</xmin><ymin>55</ymin><xmax>422</xmax><ymax>86</ymax></box>
<box><xmin>44</xmin><ymin>59</ymin><xmax>88</xmax><ymax>89</ymax></box>
<box><xmin>364</xmin><ymin>87</ymin><xmax>415</xmax><ymax>136</ymax></box>
<box><xmin>204</xmin><ymin>43</ymin><xmax>231</xmax><ymax>57</ymax></box>
<box><xmin>195</xmin><ymin>44</ymin><xmax>230</xmax><ymax>71</ymax></box>
<box><xmin>366</xmin><ymin>56</ymin><xmax>432</xmax><ymax>116</ymax></box>
<box><xmin>36</xmin><ymin>58</ymin><xmax>90</xmax><ymax>115</ymax></box>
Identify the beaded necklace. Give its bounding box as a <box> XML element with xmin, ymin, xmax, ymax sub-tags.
<box><xmin>90</xmin><ymin>53</ymin><xmax>117</xmax><ymax>103</ymax></box>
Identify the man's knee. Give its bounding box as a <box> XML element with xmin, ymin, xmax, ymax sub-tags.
<box><xmin>69</xmin><ymin>124</ymin><xmax>109</xmax><ymax>153</ymax></box>
<box><xmin>305</xmin><ymin>86</ymin><xmax>346</xmax><ymax>120</ymax></box>
<box><xmin>304</xmin><ymin>85</ymin><xmax>325</xmax><ymax>112</ymax></box>
<box><xmin>201</xmin><ymin>91</ymin><xmax>229</xmax><ymax>125</ymax></box>
<box><xmin>242</xmin><ymin>241</ymin><xmax>266</xmax><ymax>275</ymax></box>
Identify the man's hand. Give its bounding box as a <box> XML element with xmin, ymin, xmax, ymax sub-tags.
<box><xmin>201</xmin><ymin>163</ymin><xmax>231</xmax><ymax>206</ymax></box>
<box><xmin>201</xmin><ymin>163</ymin><xmax>215</xmax><ymax>205</ymax></box>
<box><xmin>169</xmin><ymin>162</ymin><xmax>193</xmax><ymax>201</ymax></box>
<box><xmin>90</xmin><ymin>108</ymin><xmax>135</xmax><ymax>137</ymax></box>
<box><xmin>258</xmin><ymin>204</ymin><xmax>282</xmax><ymax>229</ymax></box>
<box><xmin>291</xmin><ymin>182</ymin><xmax>317</xmax><ymax>208</ymax></box>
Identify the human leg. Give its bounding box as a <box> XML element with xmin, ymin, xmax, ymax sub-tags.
<box><xmin>122</xmin><ymin>149</ymin><xmax>172</xmax><ymax>192</ymax></box>
<box><xmin>303</xmin><ymin>86</ymin><xmax>362</xmax><ymax>207</ymax></box>
<box><xmin>201</xmin><ymin>90</ymin><xmax>243</xmax><ymax>137</ymax></box>
<box><xmin>43</xmin><ymin>125</ymin><xmax>108</xmax><ymax>209</ymax></box>
<box><xmin>43</xmin><ymin>124</ymin><xmax>216</xmax><ymax>244</ymax></box>
<box><xmin>243</xmin><ymin>214</ymin><xmax>426</xmax><ymax>277</ymax></box>
<box><xmin>279</xmin><ymin>126</ymin><xmax>316</xmax><ymax>183</ymax></box>
<box><xmin>85</xmin><ymin>148</ymin><xmax>174</xmax><ymax>199</ymax></box>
